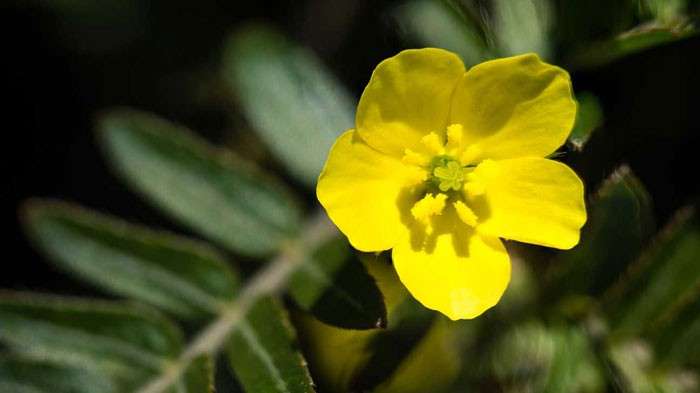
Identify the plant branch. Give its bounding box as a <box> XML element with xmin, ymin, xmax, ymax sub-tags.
<box><xmin>135</xmin><ymin>209</ymin><xmax>338</xmax><ymax>393</ymax></box>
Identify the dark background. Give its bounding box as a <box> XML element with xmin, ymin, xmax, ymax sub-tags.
<box><xmin>3</xmin><ymin>0</ymin><xmax>699</xmax><ymax>294</ymax></box>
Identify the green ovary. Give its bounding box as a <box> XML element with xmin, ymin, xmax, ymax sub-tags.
<box><xmin>430</xmin><ymin>156</ymin><xmax>465</xmax><ymax>192</ymax></box>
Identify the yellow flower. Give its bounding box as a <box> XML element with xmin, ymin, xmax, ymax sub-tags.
<box><xmin>316</xmin><ymin>49</ymin><xmax>587</xmax><ymax>320</ymax></box>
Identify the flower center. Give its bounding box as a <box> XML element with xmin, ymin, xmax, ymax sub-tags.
<box><xmin>401</xmin><ymin>125</ymin><xmax>484</xmax><ymax>230</ymax></box>
<box><xmin>430</xmin><ymin>155</ymin><xmax>465</xmax><ymax>192</ymax></box>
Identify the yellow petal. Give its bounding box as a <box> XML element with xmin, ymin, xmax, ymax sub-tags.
<box><xmin>317</xmin><ymin>130</ymin><xmax>425</xmax><ymax>252</ymax></box>
<box><xmin>356</xmin><ymin>48</ymin><xmax>465</xmax><ymax>157</ymax></box>
<box><xmin>470</xmin><ymin>158</ymin><xmax>587</xmax><ymax>249</ymax></box>
<box><xmin>449</xmin><ymin>53</ymin><xmax>576</xmax><ymax>161</ymax></box>
<box><xmin>392</xmin><ymin>210</ymin><xmax>511</xmax><ymax>320</ymax></box>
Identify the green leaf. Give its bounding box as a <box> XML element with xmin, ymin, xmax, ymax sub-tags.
<box><xmin>226</xmin><ymin>297</ymin><xmax>315</xmax><ymax>393</ymax></box>
<box><xmin>546</xmin><ymin>166</ymin><xmax>654</xmax><ymax>301</ymax></box>
<box><xmin>289</xmin><ymin>236</ymin><xmax>386</xmax><ymax>330</ymax></box>
<box><xmin>22</xmin><ymin>200</ymin><xmax>238</xmax><ymax>319</ymax></box>
<box><xmin>492</xmin><ymin>0</ymin><xmax>553</xmax><ymax>59</ymax></box>
<box><xmin>554</xmin><ymin>0</ymin><xmax>638</xmax><ymax>52</ymax></box>
<box><xmin>491</xmin><ymin>322</ymin><xmax>603</xmax><ymax>393</ymax></box>
<box><xmin>350</xmin><ymin>297</ymin><xmax>435</xmax><ymax>391</ymax></box>
<box><xmin>98</xmin><ymin>109</ymin><xmax>301</xmax><ymax>257</ymax></box>
<box><xmin>22</xmin><ymin>200</ymin><xmax>316</xmax><ymax>393</ymax></box>
<box><xmin>393</xmin><ymin>0</ymin><xmax>493</xmax><ymax>66</ymax></box>
<box><xmin>608</xmin><ymin>208</ymin><xmax>700</xmax><ymax>340</ymax></box>
<box><xmin>568</xmin><ymin>92</ymin><xmax>604</xmax><ymax>151</ymax></box>
<box><xmin>184</xmin><ymin>356</ymin><xmax>216</xmax><ymax>393</ymax></box>
<box><xmin>640</xmin><ymin>0</ymin><xmax>686</xmax><ymax>23</ymax></box>
<box><xmin>490</xmin><ymin>321</ymin><xmax>554</xmax><ymax>391</ymax></box>
<box><xmin>0</xmin><ymin>292</ymin><xmax>205</xmax><ymax>392</ymax></box>
<box><xmin>654</xmin><ymin>297</ymin><xmax>700</xmax><ymax>368</ymax></box>
<box><xmin>292</xmin><ymin>255</ymin><xmax>454</xmax><ymax>392</ymax></box>
<box><xmin>0</xmin><ymin>356</ymin><xmax>116</xmax><ymax>393</ymax></box>
<box><xmin>542</xmin><ymin>326</ymin><xmax>604</xmax><ymax>393</ymax></box>
<box><xmin>607</xmin><ymin>340</ymin><xmax>693</xmax><ymax>393</ymax></box>
<box><xmin>567</xmin><ymin>20</ymin><xmax>698</xmax><ymax>69</ymax></box>
<box><xmin>221</xmin><ymin>24</ymin><xmax>354</xmax><ymax>185</ymax></box>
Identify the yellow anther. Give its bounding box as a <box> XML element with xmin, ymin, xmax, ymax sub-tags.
<box><xmin>446</xmin><ymin>124</ymin><xmax>464</xmax><ymax>153</ymax></box>
<box><xmin>411</xmin><ymin>193</ymin><xmax>447</xmax><ymax>225</ymax></box>
<box><xmin>454</xmin><ymin>200</ymin><xmax>478</xmax><ymax>227</ymax></box>
<box><xmin>402</xmin><ymin>148</ymin><xmax>430</xmax><ymax>167</ymax></box>
<box><xmin>420</xmin><ymin>132</ymin><xmax>445</xmax><ymax>155</ymax></box>
<box><xmin>459</xmin><ymin>145</ymin><xmax>481</xmax><ymax>165</ymax></box>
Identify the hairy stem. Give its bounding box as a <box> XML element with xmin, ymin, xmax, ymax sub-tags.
<box><xmin>136</xmin><ymin>210</ymin><xmax>337</xmax><ymax>393</ymax></box>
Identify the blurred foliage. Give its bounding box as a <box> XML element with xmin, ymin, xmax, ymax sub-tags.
<box><xmin>569</xmin><ymin>92</ymin><xmax>604</xmax><ymax>151</ymax></box>
<box><xmin>4</xmin><ymin>0</ymin><xmax>700</xmax><ymax>392</ymax></box>
<box><xmin>221</xmin><ymin>24</ymin><xmax>355</xmax><ymax>186</ymax></box>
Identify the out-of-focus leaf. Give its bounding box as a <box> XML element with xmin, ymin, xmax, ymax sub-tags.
<box><xmin>292</xmin><ymin>255</ymin><xmax>400</xmax><ymax>392</ymax></box>
<box><xmin>608</xmin><ymin>208</ymin><xmax>700</xmax><ymax>339</ymax></box>
<box><xmin>555</xmin><ymin>0</ymin><xmax>638</xmax><ymax>51</ymax></box>
<box><xmin>567</xmin><ymin>20</ymin><xmax>698</xmax><ymax>69</ymax></box>
<box><xmin>374</xmin><ymin>318</ymin><xmax>464</xmax><ymax>393</ymax></box>
<box><xmin>491</xmin><ymin>321</ymin><xmax>553</xmax><ymax>391</ymax></box>
<box><xmin>293</xmin><ymin>312</ymin><xmax>376</xmax><ymax>392</ymax></box>
<box><xmin>22</xmin><ymin>200</ymin><xmax>315</xmax><ymax>393</ymax></box>
<box><xmin>22</xmin><ymin>200</ymin><xmax>237</xmax><ymax>319</ymax></box>
<box><xmin>226</xmin><ymin>297</ymin><xmax>315</xmax><ymax>393</ymax></box>
<box><xmin>492</xmin><ymin>0</ymin><xmax>552</xmax><ymax>59</ymax></box>
<box><xmin>393</xmin><ymin>0</ymin><xmax>492</xmax><ymax>66</ymax></box>
<box><xmin>608</xmin><ymin>340</ymin><xmax>657</xmax><ymax>393</ymax></box>
<box><xmin>350</xmin><ymin>298</ymin><xmax>435</xmax><ymax>392</ymax></box>
<box><xmin>644</xmin><ymin>214</ymin><xmax>700</xmax><ymax>370</ymax></box>
<box><xmin>495</xmin><ymin>250</ymin><xmax>538</xmax><ymax>317</ymax></box>
<box><xmin>608</xmin><ymin>340</ymin><xmax>697</xmax><ymax>393</ymax></box>
<box><xmin>295</xmin><ymin>255</ymin><xmax>459</xmax><ymax>393</ymax></box>
<box><xmin>184</xmin><ymin>356</ymin><xmax>215</xmax><ymax>393</ymax></box>
<box><xmin>295</xmin><ymin>302</ymin><xmax>457</xmax><ymax>393</ymax></box>
<box><xmin>0</xmin><ymin>293</ymin><xmax>198</xmax><ymax>391</ymax></box>
<box><xmin>0</xmin><ymin>355</ymin><xmax>213</xmax><ymax>393</ymax></box>
<box><xmin>221</xmin><ymin>24</ymin><xmax>354</xmax><ymax>185</ymax></box>
<box><xmin>0</xmin><ymin>356</ymin><xmax>115</xmax><ymax>393</ymax></box>
<box><xmin>99</xmin><ymin>109</ymin><xmax>301</xmax><ymax>257</ymax></box>
<box><xmin>543</xmin><ymin>326</ymin><xmax>604</xmax><ymax>393</ymax></box>
<box><xmin>569</xmin><ymin>92</ymin><xmax>604</xmax><ymax>151</ymax></box>
<box><xmin>491</xmin><ymin>322</ymin><xmax>603</xmax><ymax>393</ymax></box>
<box><xmin>371</xmin><ymin>317</ymin><xmax>462</xmax><ymax>393</ymax></box>
<box><xmin>641</xmin><ymin>0</ymin><xmax>686</xmax><ymax>23</ymax></box>
<box><xmin>289</xmin><ymin>236</ymin><xmax>386</xmax><ymax>330</ymax></box>
<box><xmin>547</xmin><ymin>166</ymin><xmax>654</xmax><ymax>301</ymax></box>
<box><xmin>654</xmin><ymin>297</ymin><xmax>700</xmax><ymax>368</ymax></box>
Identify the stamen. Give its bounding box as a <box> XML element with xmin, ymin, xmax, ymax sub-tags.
<box><xmin>454</xmin><ymin>201</ymin><xmax>478</xmax><ymax>227</ymax></box>
<box><xmin>411</xmin><ymin>193</ymin><xmax>447</xmax><ymax>225</ymax></box>
<box><xmin>420</xmin><ymin>132</ymin><xmax>445</xmax><ymax>155</ymax></box>
<box><xmin>446</xmin><ymin>124</ymin><xmax>464</xmax><ymax>153</ymax></box>
<box><xmin>459</xmin><ymin>145</ymin><xmax>481</xmax><ymax>166</ymax></box>
<box><xmin>402</xmin><ymin>148</ymin><xmax>429</xmax><ymax>167</ymax></box>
